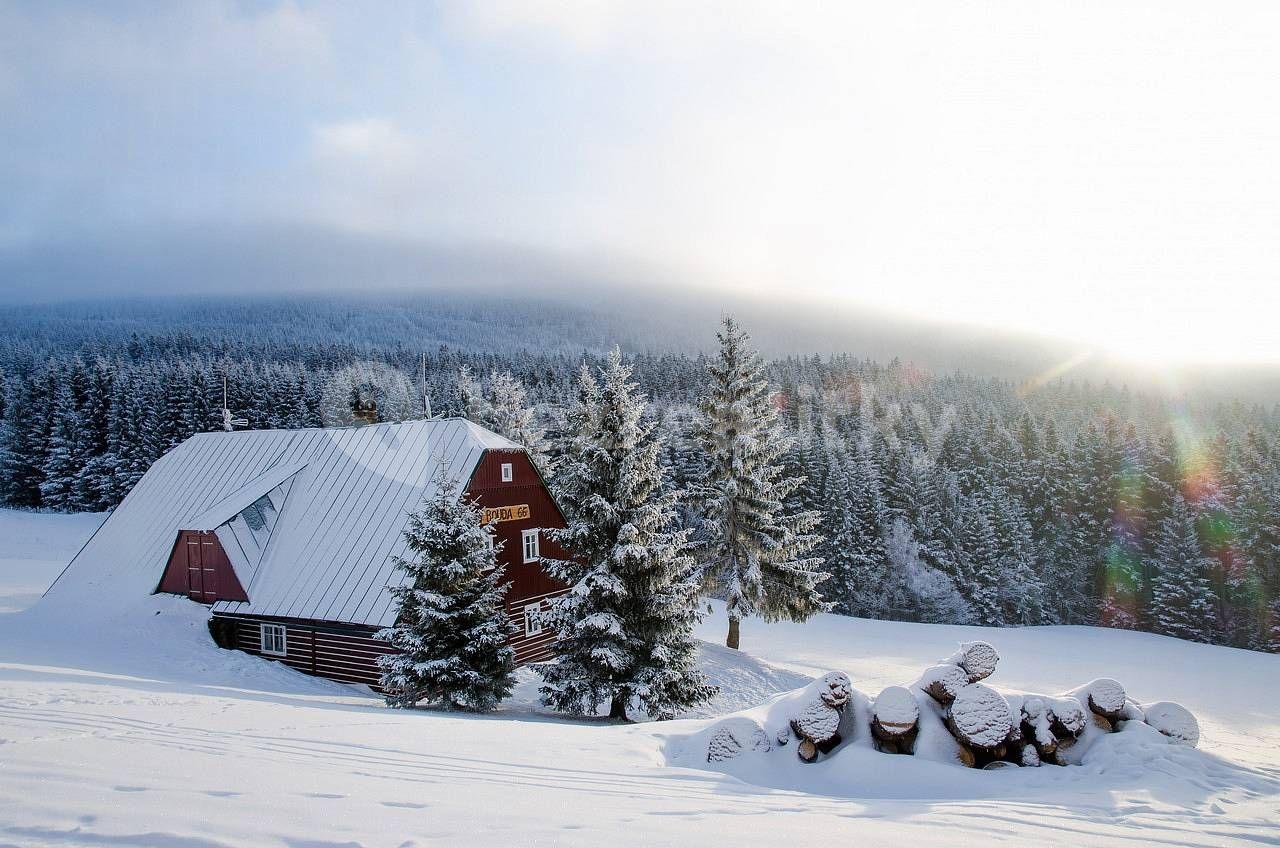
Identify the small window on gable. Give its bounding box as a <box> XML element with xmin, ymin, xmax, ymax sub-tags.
<box><xmin>524</xmin><ymin>601</ymin><xmax>544</xmax><ymax>636</ymax></box>
<box><xmin>260</xmin><ymin>623</ymin><xmax>287</xmax><ymax>656</ymax></box>
<box><xmin>522</xmin><ymin>529</ymin><xmax>539</xmax><ymax>563</ymax></box>
<box><xmin>501</xmin><ymin>462</ymin><xmax>514</xmax><ymax>482</ymax></box>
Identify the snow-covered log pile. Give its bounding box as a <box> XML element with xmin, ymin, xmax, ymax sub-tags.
<box><xmin>696</xmin><ymin>639</ymin><xmax>1201</xmax><ymax>772</ymax></box>
<box><xmin>788</xmin><ymin>672</ymin><xmax>852</xmax><ymax>762</ymax></box>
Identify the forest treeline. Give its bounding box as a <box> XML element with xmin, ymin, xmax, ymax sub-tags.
<box><xmin>2</xmin><ymin>304</ymin><xmax>1277</xmax><ymax>652</ymax></box>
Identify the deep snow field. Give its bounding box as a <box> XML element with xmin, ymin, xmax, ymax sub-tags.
<box><xmin>1</xmin><ymin>509</ymin><xmax>1278</xmax><ymax>847</ymax></box>
<box><xmin>0</xmin><ymin>510</ymin><xmax>104</xmax><ymax>614</ymax></box>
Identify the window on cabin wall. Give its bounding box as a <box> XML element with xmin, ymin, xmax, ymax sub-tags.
<box><xmin>522</xmin><ymin>529</ymin><xmax>539</xmax><ymax>563</ymax></box>
<box><xmin>501</xmin><ymin>462</ymin><xmax>513</xmax><ymax>482</ymax></box>
<box><xmin>524</xmin><ymin>601</ymin><xmax>545</xmax><ymax>636</ymax></box>
<box><xmin>260</xmin><ymin>623</ymin><xmax>287</xmax><ymax>656</ymax></box>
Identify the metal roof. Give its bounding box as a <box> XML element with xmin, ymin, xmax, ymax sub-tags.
<box><xmin>44</xmin><ymin>418</ymin><xmax>522</xmax><ymax>627</ymax></box>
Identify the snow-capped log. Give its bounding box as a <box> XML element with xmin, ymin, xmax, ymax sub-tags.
<box><xmin>871</xmin><ymin>686</ymin><xmax>919</xmax><ymax>753</ymax></box>
<box><xmin>1021</xmin><ymin>697</ymin><xmax>1057</xmax><ymax>756</ymax></box>
<box><xmin>1019</xmin><ymin>742</ymin><xmax>1042</xmax><ymax>767</ymax></box>
<box><xmin>817</xmin><ymin>671</ymin><xmax>852</xmax><ymax>708</ymax></box>
<box><xmin>945</xmin><ymin>683</ymin><xmax>1014</xmax><ymax>753</ymax></box>
<box><xmin>706</xmin><ymin>718</ymin><xmax>772</xmax><ymax>763</ymax></box>
<box><xmin>945</xmin><ymin>641</ymin><xmax>999</xmax><ymax>683</ymax></box>
<box><xmin>1143</xmin><ymin>701</ymin><xmax>1200</xmax><ymax>747</ymax></box>
<box><xmin>919</xmin><ymin>664</ymin><xmax>969</xmax><ymax>704</ymax></box>
<box><xmin>789</xmin><ymin>672</ymin><xmax>852</xmax><ymax>761</ymax></box>
<box><xmin>1045</xmin><ymin>697</ymin><xmax>1087</xmax><ymax>739</ymax></box>
<box><xmin>1083</xmin><ymin>678</ymin><xmax>1127</xmax><ymax>722</ymax></box>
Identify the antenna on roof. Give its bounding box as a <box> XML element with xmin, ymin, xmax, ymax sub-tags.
<box><xmin>421</xmin><ymin>352</ymin><xmax>432</xmax><ymax>419</ymax></box>
<box><xmin>222</xmin><ymin>375</ymin><xmax>249</xmax><ymax>432</ymax></box>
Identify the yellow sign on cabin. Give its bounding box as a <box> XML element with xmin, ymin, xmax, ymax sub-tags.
<box><xmin>482</xmin><ymin>504</ymin><xmax>531</xmax><ymax>524</ymax></box>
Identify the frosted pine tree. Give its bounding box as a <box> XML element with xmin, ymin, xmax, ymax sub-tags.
<box><xmin>457</xmin><ymin>365</ymin><xmax>492</xmax><ymax>422</ymax></box>
<box><xmin>376</xmin><ymin>469</ymin><xmax>515</xmax><ymax>712</ymax></box>
<box><xmin>693</xmin><ymin>316</ymin><xmax>827</xmax><ymax>649</ymax></box>
<box><xmin>457</xmin><ymin>367</ymin><xmax>549</xmax><ymax>466</ymax></box>
<box><xmin>39</xmin><ymin>374</ymin><xmax>84</xmax><ymax>512</ymax></box>
<box><xmin>958</xmin><ymin>494</ymin><xmax>1003</xmax><ymax>625</ymax></box>
<box><xmin>1150</xmin><ymin>495</ymin><xmax>1218</xmax><ymax>643</ymax></box>
<box><xmin>821</xmin><ymin>440</ymin><xmax>888</xmax><ymax>617</ymax></box>
<box><xmin>539</xmin><ymin>348</ymin><xmax>714</xmax><ymax>720</ymax></box>
<box><xmin>486</xmin><ymin>372</ymin><xmax>550</xmax><ymax>465</ymax></box>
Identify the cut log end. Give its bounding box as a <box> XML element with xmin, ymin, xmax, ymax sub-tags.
<box><xmin>947</xmin><ymin>683</ymin><xmax>1014</xmax><ymax>752</ymax></box>
<box><xmin>948</xmin><ymin>641</ymin><xmax>1000</xmax><ymax>682</ymax></box>
<box><xmin>872</xmin><ymin>686</ymin><xmax>920</xmax><ymax>742</ymax></box>
<box><xmin>920</xmin><ymin>664</ymin><xmax>969</xmax><ymax>704</ymax></box>
<box><xmin>1085</xmin><ymin>678</ymin><xmax>1127</xmax><ymax>721</ymax></box>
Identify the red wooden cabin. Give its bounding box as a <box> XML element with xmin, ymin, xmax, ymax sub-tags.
<box><xmin>70</xmin><ymin>418</ymin><xmax>568</xmax><ymax>690</ymax></box>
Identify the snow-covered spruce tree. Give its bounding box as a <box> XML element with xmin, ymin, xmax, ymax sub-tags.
<box><xmin>457</xmin><ymin>367</ymin><xmax>549</xmax><ymax>467</ymax></box>
<box><xmin>539</xmin><ymin>348</ymin><xmax>714</xmax><ymax>721</ymax></box>
<box><xmin>693</xmin><ymin>316</ymin><xmax>827</xmax><ymax>649</ymax></box>
<box><xmin>1149</xmin><ymin>494</ymin><xmax>1218</xmax><ymax>643</ymax></box>
<box><xmin>38</xmin><ymin>373</ymin><xmax>84</xmax><ymax>512</ymax></box>
<box><xmin>376</xmin><ymin>468</ymin><xmax>515</xmax><ymax>712</ymax></box>
<box><xmin>457</xmin><ymin>365</ymin><xmax>491</xmax><ymax>424</ymax></box>
<box><xmin>821</xmin><ymin>439</ymin><xmax>889</xmax><ymax>617</ymax></box>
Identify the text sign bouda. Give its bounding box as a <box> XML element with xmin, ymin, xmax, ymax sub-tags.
<box><xmin>482</xmin><ymin>504</ymin><xmax>530</xmax><ymax>524</ymax></box>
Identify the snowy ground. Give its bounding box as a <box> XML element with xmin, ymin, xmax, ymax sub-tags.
<box><xmin>1</xmin><ymin>510</ymin><xmax>1277</xmax><ymax>847</ymax></box>
<box><xmin>0</xmin><ymin>510</ymin><xmax>104</xmax><ymax>613</ymax></box>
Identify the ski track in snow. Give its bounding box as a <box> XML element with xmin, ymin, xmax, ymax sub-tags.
<box><xmin>1</xmin><ymin>509</ymin><xmax>1278</xmax><ymax>847</ymax></box>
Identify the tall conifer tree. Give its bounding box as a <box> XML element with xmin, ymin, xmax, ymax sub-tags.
<box><xmin>376</xmin><ymin>469</ymin><xmax>515</xmax><ymax>712</ymax></box>
<box><xmin>540</xmin><ymin>348</ymin><xmax>714</xmax><ymax>720</ymax></box>
<box><xmin>693</xmin><ymin>317</ymin><xmax>827</xmax><ymax>649</ymax></box>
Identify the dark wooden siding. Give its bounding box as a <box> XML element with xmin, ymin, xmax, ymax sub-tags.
<box><xmin>157</xmin><ymin>530</ymin><xmax>248</xmax><ymax>603</ymax></box>
<box><xmin>466</xmin><ymin>449</ymin><xmax>568</xmax><ymax>665</ymax></box>
<box><xmin>221</xmin><ymin>615</ymin><xmax>393</xmax><ymax>691</ymax></box>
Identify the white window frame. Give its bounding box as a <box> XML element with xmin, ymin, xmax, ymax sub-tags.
<box><xmin>260</xmin><ymin>622</ymin><xmax>287</xmax><ymax>656</ymax></box>
<box><xmin>524</xmin><ymin>601</ymin><xmax>544</xmax><ymax>637</ymax></box>
<box><xmin>500</xmin><ymin>462</ymin><xmax>514</xmax><ymax>482</ymax></box>
<box><xmin>522</xmin><ymin>529</ymin><xmax>540</xmax><ymax>563</ymax></box>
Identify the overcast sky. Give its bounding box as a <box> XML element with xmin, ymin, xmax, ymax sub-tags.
<box><xmin>2</xmin><ymin>2</ymin><xmax>1278</xmax><ymax>363</ymax></box>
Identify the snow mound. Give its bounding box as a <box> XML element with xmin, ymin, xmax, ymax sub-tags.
<box><xmin>706</xmin><ymin>717</ymin><xmax>772</xmax><ymax>762</ymax></box>
<box><xmin>1144</xmin><ymin>701</ymin><xmax>1200</xmax><ymax>747</ymax></box>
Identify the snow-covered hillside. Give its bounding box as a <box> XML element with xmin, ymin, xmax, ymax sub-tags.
<box><xmin>0</xmin><ymin>510</ymin><xmax>104</xmax><ymax>613</ymax></box>
<box><xmin>1</xmin><ymin>510</ymin><xmax>1277</xmax><ymax>847</ymax></box>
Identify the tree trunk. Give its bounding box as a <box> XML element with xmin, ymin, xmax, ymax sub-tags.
<box><xmin>609</xmin><ymin>690</ymin><xmax>630</xmax><ymax>722</ymax></box>
<box><xmin>726</xmin><ymin>616</ymin><xmax>741</xmax><ymax>650</ymax></box>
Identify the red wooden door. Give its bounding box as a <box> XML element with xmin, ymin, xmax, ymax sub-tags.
<box><xmin>185</xmin><ymin>535</ymin><xmax>203</xmax><ymax>600</ymax></box>
<box><xmin>200</xmin><ymin>535</ymin><xmax>218</xmax><ymax>602</ymax></box>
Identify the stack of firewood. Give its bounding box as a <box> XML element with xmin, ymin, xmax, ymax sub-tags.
<box><xmin>706</xmin><ymin>640</ymin><xmax>1200</xmax><ymax>769</ymax></box>
<box><xmin>866</xmin><ymin>642</ymin><xmax>1197</xmax><ymax>768</ymax></box>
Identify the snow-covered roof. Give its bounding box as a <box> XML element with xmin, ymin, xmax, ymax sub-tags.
<box><xmin>187</xmin><ymin>460</ymin><xmax>309</xmax><ymax>532</ymax></box>
<box><xmin>44</xmin><ymin>418</ymin><xmax>523</xmax><ymax>627</ymax></box>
